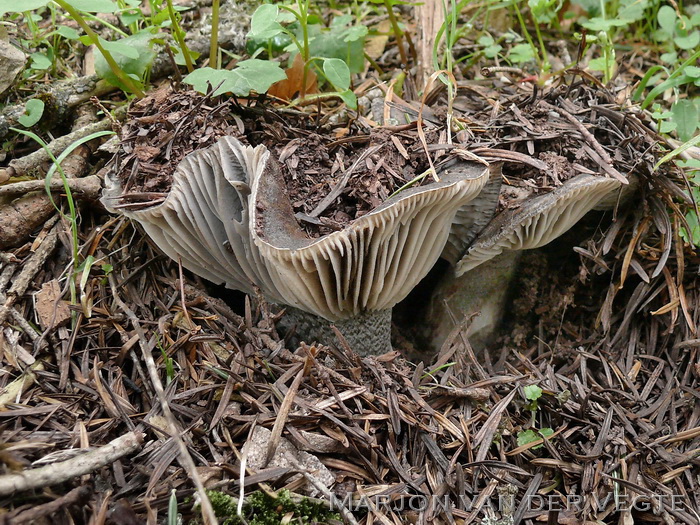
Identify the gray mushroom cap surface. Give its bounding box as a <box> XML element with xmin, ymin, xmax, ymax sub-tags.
<box><xmin>104</xmin><ymin>135</ymin><xmax>491</xmax><ymax>323</ymax></box>
<box><xmin>424</xmin><ymin>173</ymin><xmax>628</xmax><ymax>353</ymax></box>
<box><xmin>456</xmin><ymin>174</ymin><xmax>624</xmax><ymax>276</ymax></box>
<box><xmin>251</xmin><ymin>155</ymin><xmax>490</xmax><ymax>320</ymax></box>
<box><xmin>103</xmin><ymin>136</ymin><xmax>283</xmax><ymax>302</ymax></box>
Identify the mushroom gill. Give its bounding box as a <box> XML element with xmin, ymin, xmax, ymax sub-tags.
<box><xmin>423</xmin><ymin>173</ymin><xmax>627</xmax><ymax>352</ymax></box>
<box><xmin>104</xmin><ymin>135</ymin><xmax>491</xmax><ymax>355</ymax></box>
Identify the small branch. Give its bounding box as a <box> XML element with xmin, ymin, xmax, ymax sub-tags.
<box><xmin>2</xmin><ymin>484</ymin><xmax>93</xmax><ymax>524</ymax></box>
<box><xmin>0</xmin><ymin>106</ymin><xmax>98</xmax><ymax>249</ymax></box>
<box><xmin>540</xmin><ymin>100</ymin><xmax>627</xmax><ymax>184</ymax></box>
<box><xmin>3</xmin><ymin>105</ymin><xmax>125</xmax><ymax>179</ymax></box>
<box><xmin>0</xmin><ymin>175</ymin><xmax>102</xmax><ymax>199</ymax></box>
<box><xmin>0</xmin><ymin>76</ymin><xmax>116</xmax><ymax>142</ymax></box>
<box><xmin>0</xmin><ymin>222</ymin><xmax>58</xmax><ymax>326</ymax></box>
<box><xmin>0</xmin><ymin>431</ymin><xmax>143</xmax><ymax>496</ymax></box>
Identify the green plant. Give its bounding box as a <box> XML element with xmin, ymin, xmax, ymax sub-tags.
<box><xmin>204</xmin><ymin>489</ymin><xmax>340</xmax><ymax>525</ymax></box>
<box><xmin>9</xmin><ymin>128</ymin><xmax>115</xmax><ymax>312</ymax></box>
<box><xmin>244</xmin><ymin>1</ymin><xmax>365</xmax><ymax>107</ymax></box>
<box><xmin>167</xmin><ymin>489</ymin><xmax>180</xmax><ymax>525</ymax></box>
<box><xmin>517</xmin><ymin>384</ymin><xmax>554</xmax><ymax>449</ymax></box>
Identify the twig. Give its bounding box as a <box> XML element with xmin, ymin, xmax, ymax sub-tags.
<box><xmin>2</xmin><ymin>107</ymin><xmax>125</xmax><ymax>179</ymax></box>
<box><xmin>0</xmin><ymin>175</ymin><xmax>102</xmax><ymax>199</ymax></box>
<box><xmin>107</xmin><ymin>273</ymin><xmax>219</xmax><ymax>525</ymax></box>
<box><xmin>0</xmin><ymin>76</ymin><xmax>116</xmax><ymax>141</ymax></box>
<box><xmin>0</xmin><ymin>106</ymin><xmax>97</xmax><ymax>249</ymax></box>
<box><xmin>540</xmin><ymin>100</ymin><xmax>627</xmax><ymax>184</ymax></box>
<box><xmin>0</xmin><ymin>432</ymin><xmax>143</xmax><ymax>496</ymax></box>
<box><xmin>308</xmin><ymin>144</ymin><xmax>384</xmax><ymax>218</ymax></box>
<box><xmin>0</xmin><ymin>223</ymin><xmax>58</xmax><ymax>326</ymax></box>
<box><xmin>1</xmin><ymin>484</ymin><xmax>93</xmax><ymax>524</ymax></box>
<box><xmin>284</xmin><ymin>453</ymin><xmax>360</xmax><ymax>525</ymax></box>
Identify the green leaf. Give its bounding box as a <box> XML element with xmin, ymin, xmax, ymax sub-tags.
<box><xmin>65</xmin><ymin>0</ymin><xmax>118</xmax><ymax>13</ymax></box>
<box><xmin>582</xmin><ymin>17</ymin><xmax>629</xmax><ymax>32</ymax></box>
<box><xmin>183</xmin><ymin>62</ymin><xmax>286</xmax><ymax>96</ymax></box>
<box><xmin>323</xmin><ymin>58</ymin><xmax>350</xmax><ymax>91</ymax></box>
<box><xmin>235</xmin><ymin>59</ymin><xmax>287</xmax><ymax>93</ymax></box>
<box><xmin>17</xmin><ymin>99</ymin><xmax>45</xmax><ymax>127</ymax></box>
<box><xmin>617</xmin><ymin>0</ymin><xmax>649</xmax><ymax>24</ymax></box>
<box><xmin>99</xmin><ymin>36</ymin><xmax>139</xmax><ymax>59</ymax></box>
<box><xmin>295</xmin><ymin>25</ymin><xmax>365</xmax><ymax>73</ymax></box>
<box><xmin>671</xmin><ymin>100</ymin><xmax>699</xmax><ymax>142</ymax></box>
<box><xmin>681</xmin><ymin>210</ymin><xmax>700</xmax><ymax>246</ymax></box>
<box><xmin>528</xmin><ymin>0</ymin><xmax>560</xmax><ymax>24</ymax></box>
<box><xmin>94</xmin><ymin>30</ymin><xmax>157</xmax><ymax>92</ymax></box>
<box><xmin>517</xmin><ymin>429</ymin><xmax>538</xmax><ymax>447</ymax></box>
<box><xmin>685</xmin><ymin>66</ymin><xmax>700</xmax><ymax>79</ymax></box>
<box><xmin>338</xmin><ymin>89</ymin><xmax>357</xmax><ymax>109</ymax></box>
<box><xmin>517</xmin><ymin>428</ymin><xmax>553</xmax><ymax>449</ymax></box>
<box><xmin>30</xmin><ymin>52</ymin><xmax>52</xmax><ymax>70</ymax></box>
<box><xmin>657</xmin><ymin>5</ymin><xmax>677</xmax><ymax>34</ymax></box>
<box><xmin>172</xmin><ymin>47</ymin><xmax>200</xmax><ymax>66</ymax></box>
<box><xmin>248</xmin><ymin>4</ymin><xmax>283</xmax><ymax>40</ymax></box>
<box><xmin>508</xmin><ymin>43</ymin><xmax>536</xmax><ymax>64</ymax></box>
<box><xmin>343</xmin><ymin>25</ymin><xmax>368</xmax><ymax>43</ymax></box>
<box><xmin>654</xmin><ymin>133</ymin><xmax>700</xmax><ymax>170</ymax></box>
<box><xmin>331</xmin><ymin>14</ymin><xmax>353</xmax><ymax>27</ymax></box>
<box><xmin>0</xmin><ymin>0</ymin><xmax>48</xmax><ymax>14</ymax></box>
<box><xmin>674</xmin><ymin>31</ymin><xmax>700</xmax><ymax>51</ymax></box>
<box><xmin>53</xmin><ymin>25</ymin><xmax>80</xmax><ymax>39</ymax></box>
<box><xmin>523</xmin><ymin>384</ymin><xmax>543</xmax><ymax>401</ymax></box>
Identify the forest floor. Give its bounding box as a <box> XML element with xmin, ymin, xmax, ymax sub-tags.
<box><xmin>1</xmin><ymin>0</ymin><xmax>699</xmax><ymax>524</ymax></box>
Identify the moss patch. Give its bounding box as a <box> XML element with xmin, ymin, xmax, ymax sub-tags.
<box><xmin>202</xmin><ymin>489</ymin><xmax>341</xmax><ymax>525</ymax></box>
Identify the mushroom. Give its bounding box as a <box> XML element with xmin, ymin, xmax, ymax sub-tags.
<box><xmin>104</xmin><ymin>135</ymin><xmax>491</xmax><ymax>355</ymax></box>
<box><xmin>425</xmin><ymin>173</ymin><xmax>629</xmax><ymax>349</ymax></box>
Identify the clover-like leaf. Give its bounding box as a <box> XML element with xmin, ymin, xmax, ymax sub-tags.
<box><xmin>323</xmin><ymin>58</ymin><xmax>350</xmax><ymax>91</ymax></box>
<box><xmin>18</xmin><ymin>99</ymin><xmax>45</xmax><ymax>127</ymax></box>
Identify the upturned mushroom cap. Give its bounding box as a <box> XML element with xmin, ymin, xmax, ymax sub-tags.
<box><xmin>456</xmin><ymin>174</ymin><xmax>623</xmax><ymax>276</ymax></box>
<box><xmin>104</xmin><ymin>135</ymin><xmax>490</xmax><ymax>322</ymax></box>
<box><xmin>442</xmin><ymin>163</ymin><xmax>502</xmax><ymax>265</ymax></box>
<box><xmin>252</xmin><ymin>156</ymin><xmax>490</xmax><ymax>320</ymax></box>
<box><xmin>103</xmin><ymin>136</ymin><xmax>284</xmax><ymax>302</ymax></box>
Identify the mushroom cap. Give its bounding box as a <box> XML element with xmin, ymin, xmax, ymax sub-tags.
<box><xmin>442</xmin><ymin>163</ymin><xmax>502</xmax><ymax>265</ymax></box>
<box><xmin>456</xmin><ymin>174</ymin><xmax>623</xmax><ymax>276</ymax></box>
<box><xmin>104</xmin><ymin>135</ymin><xmax>490</xmax><ymax>321</ymax></box>
<box><xmin>102</xmin><ymin>136</ymin><xmax>284</xmax><ymax>302</ymax></box>
<box><xmin>251</xmin><ymin>156</ymin><xmax>490</xmax><ymax>320</ymax></box>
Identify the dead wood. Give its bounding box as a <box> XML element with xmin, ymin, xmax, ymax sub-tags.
<box><xmin>0</xmin><ymin>484</ymin><xmax>92</xmax><ymax>524</ymax></box>
<box><xmin>0</xmin><ymin>76</ymin><xmax>115</xmax><ymax>141</ymax></box>
<box><xmin>0</xmin><ymin>175</ymin><xmax>102</xmax><ymax>199</ymax></box>
<box><xmin>0</xmin><ymin>431</ymin><xmax>143</xmax><ymax>496</ymax></box>
<box><xmin>0</xmin><ymin>105</ymin><xmax>98</xmax><ymax>249</ymax></box>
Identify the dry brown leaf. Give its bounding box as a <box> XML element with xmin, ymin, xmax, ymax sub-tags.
<box><xmin>267</xmin><ymin>53</ymin><xmax>318</xmax><ymax>101</ymax></box>
<box><xmin>35</xmin><ymin>280</ymin><xmax>71</xmax><ymax>329</ymax></box>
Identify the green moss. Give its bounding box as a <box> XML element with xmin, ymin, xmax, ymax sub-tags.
<box><xmin>201</xmin><ymin>489</ymin><xmax>341</xmax><ymax>525</ymax></box>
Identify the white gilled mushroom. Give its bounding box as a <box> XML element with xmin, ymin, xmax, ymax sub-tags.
<box><xmin>103</xmin><ymin>137</ymin><xmax>283</xmax><ymax>303</ymax></box>
<box><xmin>426</xmin><ymin>173</ymin><xmax>628</xmax><ymax>349</ymax></box>
<box><xmin>456</xmin><ymin>174</ymin><xmax>624</xmax><ymax>275</ymax></box>
<box><xmin>104</xmin><ymin>136</ymin><xmax>491</xmax><ymax>355</ymax></box>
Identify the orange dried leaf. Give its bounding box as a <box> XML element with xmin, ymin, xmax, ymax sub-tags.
<box><xmin>267</xmin><ymin>54</ymin><xmax>318</xmax><ymax>101</ymax></box>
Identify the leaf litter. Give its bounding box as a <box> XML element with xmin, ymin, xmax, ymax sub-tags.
<box><xmin>2</xmin><ymin>62</ymin><xmax>700</xmax><ymax>525</ymax></box>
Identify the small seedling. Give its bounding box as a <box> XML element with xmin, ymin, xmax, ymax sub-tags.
<box><xmin>517</xmin><ymin>384</ymin><xmax>554</xmax><ymax>450</ymax></box>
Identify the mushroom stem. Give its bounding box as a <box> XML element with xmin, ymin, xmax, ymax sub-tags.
<box><xmin>425</xmin><ymin>250</ymin><xmax>522</xmax><ymax>352</ymax></box>
<box><xmin>277</xmin><ymin>307</ymin><xmax>393</xmax><ymax>356</ymax></box>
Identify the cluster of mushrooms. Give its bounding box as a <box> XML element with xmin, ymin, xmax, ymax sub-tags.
<box><xmin>104</xmin><ymin>129</ymin><xmax>629</xmax><ymax>356</ymax></box>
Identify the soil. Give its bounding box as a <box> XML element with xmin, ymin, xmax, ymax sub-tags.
<box><xmin>115</xmin><ymin>83</ymin><xmax>244</xmax><ymax>198</ymax></box>
<box><xmin>277</xmin><ymin>127</ymin><xmax>440</xmax><ymax>237</ymax></box>
<box><xmin>114</xmin><ymin>85</ymin><xmax>445</xmax><ymax>236</ymax></box>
